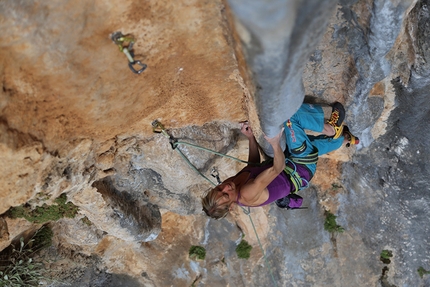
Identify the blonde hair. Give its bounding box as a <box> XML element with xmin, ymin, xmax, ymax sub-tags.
<box><xmin>201</xmin><ymin>187</ymin><xmax>230</xmax><ymax>219</ymax></box>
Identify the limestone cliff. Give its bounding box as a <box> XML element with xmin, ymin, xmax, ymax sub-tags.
<box><xmin>0</xmin><ymin>0</ymin><xmax>429</xmax><ymax>287</ymax></box>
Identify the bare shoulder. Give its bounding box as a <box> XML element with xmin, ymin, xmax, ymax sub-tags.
<box><xmin>238</xmin><ymin>179</ymin><xmax>269</xmax><ymax>206</ymax></box>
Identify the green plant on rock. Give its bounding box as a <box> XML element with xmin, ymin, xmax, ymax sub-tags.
<box><xmin>189</xmin><ymin>246</ymin><xmax>206</xmax><ymax>261</ymax></box>
<box><xmin>324</xmin><ymin>210</ymin><xmax>345</xmax><ymax>233</ymax></box>
<box><xmin>0</xmin><ymin>226</ymin><xmax>54</xmax><ymax>286</ymax></box>
<box><xmin>331</xmin><ymin>183</ymin><xmax>342</xmax><ymax>189</ymax></box>
<box><xmin>81</xmin><ymin>216</ymin><xmax>92</xmax><ymax>226</ymax></box>
<box><xmin>236</xmin><ymin>239</ymin><xmax>252</xmax><ymax>259</ymax></box>
<box><xmin>380</xmin><ymin>249</ymin><xmax>393</xmax><ymax>264</ymax></box>
<box><xmin>32</xmin><ymin>226</ymin><xmax>53</xmax><ymax>250</ymax></box>
<box><xmin>7</xmin><ymin>193</ymin><xmax>79</xmax><ymax>224</ymax></box>
<box><xmin>417</xmin><ymin>266</ymin><xmax>430</xmax><ymax>278</ymax></box>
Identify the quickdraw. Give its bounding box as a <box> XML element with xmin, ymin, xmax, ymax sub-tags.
<box><xmin>111</xmin><ymin>31</ymin><xmax>147</xmax><ymax>74</ymax></box>
<box><xmin>210</xmin><ymin>167</ymin><xmax>222</xmax><ymax>185</ymax></box>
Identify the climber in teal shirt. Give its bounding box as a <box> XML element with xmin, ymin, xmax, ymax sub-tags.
<box><xmin>202</xmin><ymin>102</ymin><xmax>358</xmax><ymax>219</ymax></box>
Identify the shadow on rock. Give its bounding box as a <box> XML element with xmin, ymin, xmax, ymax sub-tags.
<box><xmin>92</xmin><ymin>177</ymin><xmax>161</xmax><ymax>242</ymax></box>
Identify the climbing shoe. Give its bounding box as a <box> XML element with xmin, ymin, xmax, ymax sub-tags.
<box><xmin>327</xmin><ymin>102</ymin><xmax>345</xmax><ymax>139</ymax></box>
<box><xmin>343</xmin><ymin>126</ymin><xmax>360</xmax><ymax>147</ymax></box>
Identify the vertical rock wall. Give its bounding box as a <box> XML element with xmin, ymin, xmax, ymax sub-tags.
<box><xmin>0</xmin><ymin>0</ymin><xmax>251</xmax><ymax>284</ymax></box>
<box><xmin>0</xmin><ymin>0</ymin><xmax>247</xmax><ymax>215</ymax></box>
<box><xmin>227</xmin><ymin>0</ymin><xmax>338</xmax><ymax>141</ymax></box>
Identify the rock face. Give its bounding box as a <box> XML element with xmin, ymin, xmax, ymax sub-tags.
<box><xmin>1</xmin><ymin>0</ymin><xmax>430</xmax><ymax>287</ymax></box>
<box><xmin>0</xmin><ymin>0</ymin><xmax>247</xmax><ymax>235</ymax></box>
<box><xmin>228</xmin><ymin>0</ymin><xmax>339</xmax><ymax>140</ymax></box>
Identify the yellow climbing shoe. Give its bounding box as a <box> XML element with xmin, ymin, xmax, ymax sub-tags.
<box><xmin>327</xmin><ymin>102</ymin><xmax>345</xmax><ymax>139</ymax></box>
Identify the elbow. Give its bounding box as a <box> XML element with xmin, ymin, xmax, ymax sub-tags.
<box><xmin>272</xmin><ymin>162</ymin><xmax>285</xmax><ymax>175</ymax></box>
<box><xmin>278</xmin><ymin>163</ymin><xmax>286</xmax><ymax>174</ymax></box>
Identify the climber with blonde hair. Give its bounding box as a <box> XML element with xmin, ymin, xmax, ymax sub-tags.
<box><xmin>201</xmin><ymin>102</ymin><xmax>359</xmax><ymax>219</ymax></box>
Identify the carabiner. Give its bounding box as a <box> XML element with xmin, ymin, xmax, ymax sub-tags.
<box><xmin>210</xmin><ymin>167</ymin><xmax>222</xmax><ymax>184</ymax></box>
<box><xmin>152</xmin><ymin>120</ymin><xmax>177</xmax><ymax>149</ymax></box>
<box><xmin>128</xmin><ymin>60</ymin><xmax>147</xmax><ymax>74</ymax></box>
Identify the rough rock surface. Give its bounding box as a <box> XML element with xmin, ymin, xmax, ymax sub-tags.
<box><xmin>0</xmin><ymin>0</ymin><xmax>429</xmax><ymax>287</ymax></box>
<box><xmin>0</xmin><ymin>0</ymin><xmax>247</xmax><ymax>240</ymax></box>
<box><xmin>228</xmin><ymin>0</ymin><xmax>339</xmax><ymax>139</ymax></box>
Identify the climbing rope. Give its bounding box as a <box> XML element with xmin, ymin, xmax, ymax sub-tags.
<box><xmin>174</xmin><ymin>140</ymin><xmax>250</xmax><ymax>165</ymax></box>
<box><xmin>241</xmin><ymin>206</ymin><xmax>278</xmax><ymax>287</ymax></box>
<box><xmin>152</xmin><ymin>120</ymin><xmax>278</xmax><ymax>287</ymax></box>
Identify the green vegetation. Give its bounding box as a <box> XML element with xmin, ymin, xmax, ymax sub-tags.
<box><xmin>7</xmin><ymin>194</ymin><xmax>79</xmax><ymax>223</ymax></box>
<box><xmin>417</xmin><ymin>266</ymin><xmax>430</xmax><ymax>278</ymax></box>
<box><xmin>0</xmin><ymin>226</ymin><xmax>54</xmax><ymax>286</ymax></box>
<box><xmin>189</xmin><ymin>246</ymin><xmax>206</xmax><ymax>261</ymax></box>
<box><xmin>32</xmin><ymin>226</ymin><xmax>53</xmax><ymax>250</ymax></box>
<box><xmin>331</xmin><ymin>183</ymin><xmax>342</xmax><ymax>189</ymax></box>
<box><xmin>81</xmin><ymin>216</ymin><xmax>92</xmax><ymax>226</ymax></box>
<box><xmin>236</xmin><ymin>240</ymin><xmax>252</xmax><ymax>259</ymax></box>
<box><xmin>380</xmin><ymin>249</ymin><xmax>393</xmax><ymax>264</ymax></box>
<box><xmin>324</xmin><ymin>211</ymin><xmax>345</xmax><ymax>233</ymax></box>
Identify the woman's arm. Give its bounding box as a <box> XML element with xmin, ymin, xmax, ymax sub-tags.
<box><xmin>239</xmin><ymin>128</ymin><xmax>286</xmax><ymax>205</ymax></box>
<box><xmin>264</xmin><ymin>129</ymin><xmax>286</xmax><ymax>176</ymax></box>
<box><xmin>240</xmin><ymin>122</ymin><xmax>260</xmax><ymax>164</ymax></box>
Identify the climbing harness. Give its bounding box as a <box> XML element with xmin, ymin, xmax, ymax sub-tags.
<box><xmin>111</xmin><ymin>31</ymin><xmax>147</xmax><ymax>74</ymax></box>
<box><xmin>284</xmin><ymin>160</ymin><xmax>306</xmax><ymax>193</ymax></box>
<box><xmin>289</xmin><ymin>149</ymin><xmax>318</xmax><ymax>165</ymax></box>
<box><xmin>261</xmin><ymin>153</ymin><xmax>315</xmax><ymax>194</ymax></box>
<box><xmin>153</xmin><ymin>120</ymin><xmax>286</xmax><ymax>286</ymax></box>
